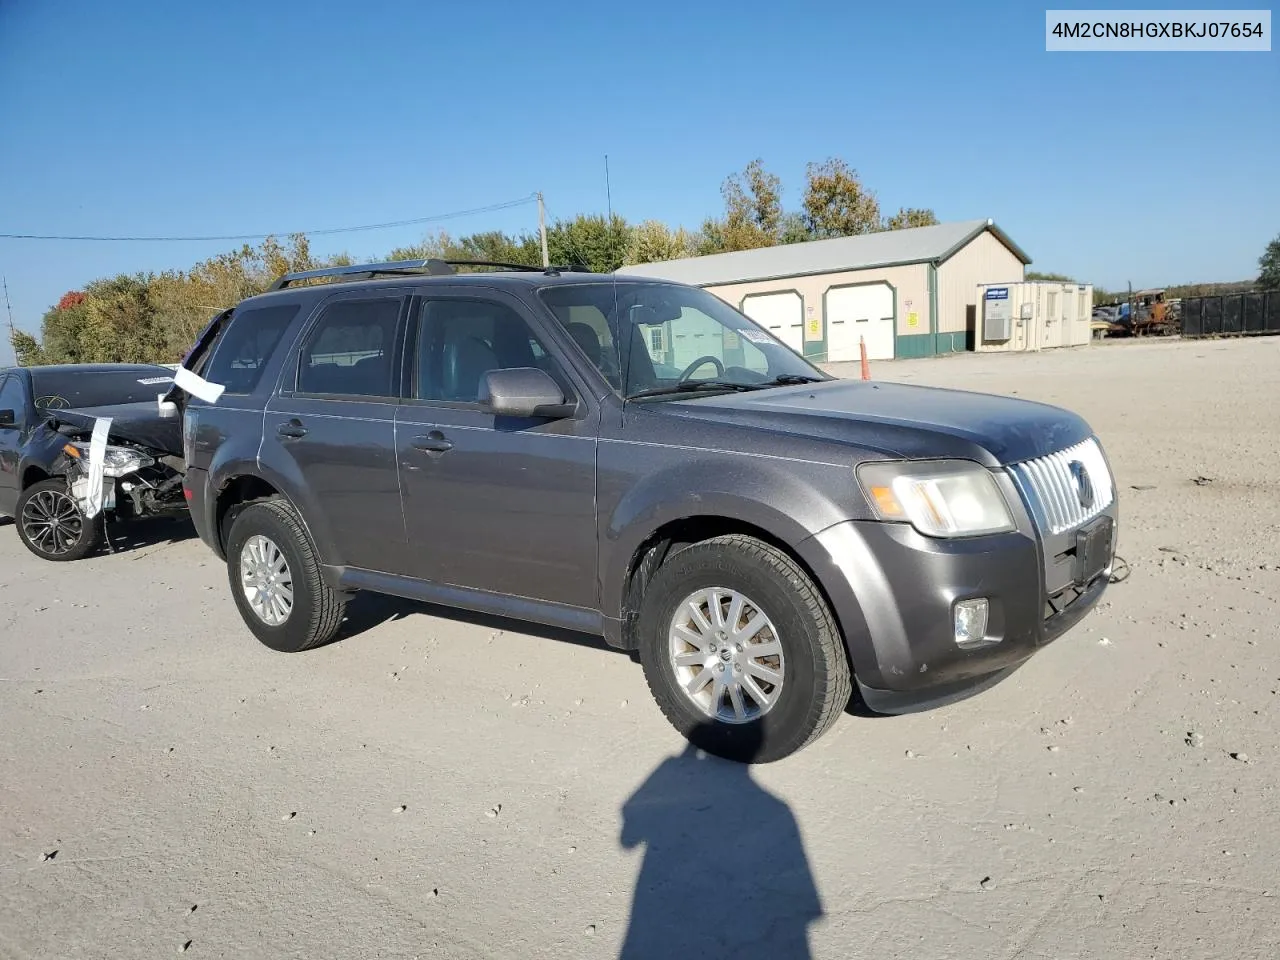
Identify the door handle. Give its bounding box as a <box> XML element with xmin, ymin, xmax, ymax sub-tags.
<box><xmin>277</xmin><ymin>419</ymin><xmax>307</xmax><ymax>439</ymax></box>
<box><xmin>412</xmin><ymin>431</ymin><xmax>453</xmax><ymax>453</ymax></box>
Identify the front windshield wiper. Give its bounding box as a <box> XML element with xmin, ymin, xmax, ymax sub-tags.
<box><xmin>627</xmin><ymin>380</ymin><xmax>769</xmax><ymax>400</ymax></box>
<box><xmin>760</xmin><ymin>374</ymin><xmax>825</xmax><ymax>385</ymax></box>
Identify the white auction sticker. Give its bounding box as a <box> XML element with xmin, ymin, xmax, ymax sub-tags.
<box><xmin>172</xmin><ymin>365</ymin><xmax>226</xmax><ymax>404</ymax></box>
<box><xmin>80</xmin><ymin>417</ymin><xmax>113</xmax><ymax>519</ymax></box>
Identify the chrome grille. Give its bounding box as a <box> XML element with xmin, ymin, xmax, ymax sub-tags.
<box><xmin>1009</xmin><ymin>437</ymin><xmax>1114</xmax><ymax>535</ymax></box>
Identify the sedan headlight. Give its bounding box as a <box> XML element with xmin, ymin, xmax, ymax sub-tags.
<box><xmin>65</xmin><ymin>442</ymin><xmax>155</xmax><ymax>478</ymax></box>
<box><xmin>857</xmin><ymin>459</ymin><xmax>1015</xmax><ymax>538</ymax></box>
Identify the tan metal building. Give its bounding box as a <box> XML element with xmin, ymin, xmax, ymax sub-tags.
<box><xmin>616</xmin><ymin>219</ymin><xmax>1031</xmax><ymax>362</ymax></box>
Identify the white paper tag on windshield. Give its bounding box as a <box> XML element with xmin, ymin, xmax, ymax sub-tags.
<box><xmin>172</xmin><ymin>365</ymin><xmax>226</xmax><ymax>404</ymax></box>
<box><xmin>739</xmin><ymin>328</ymin><xmax>773</xmax><ymax>344</ymax></box>
<box><xmin>81</xmin><ymin>416</ymin><xmax>112</xmax><ymax>519</ymax></box>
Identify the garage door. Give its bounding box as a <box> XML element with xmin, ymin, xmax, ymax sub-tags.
<box><xmin>740</xmin><ymin>291</ymin><xmax>804</xmax><ymax>355</ymax></box>
<box><xmin>825</xmin><ymin>284</ymin><xmax>895</xmax><ymax>361</ymax></box>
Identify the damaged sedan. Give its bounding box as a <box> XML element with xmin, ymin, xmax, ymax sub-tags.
<box><xmin>0</xmin><ymin>363</ymin><xmax>188</xmax><ymax>561</ymax></box>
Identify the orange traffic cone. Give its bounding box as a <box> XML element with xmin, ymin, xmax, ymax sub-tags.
<box><xmin>859</xmin><ymin>336</ymin><xmax>870</xmax><ymax>381</ymax></box>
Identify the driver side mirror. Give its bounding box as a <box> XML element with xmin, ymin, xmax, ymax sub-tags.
<box><xmin>0</xmin><ymin>409</ymin><xmax>16</xmax><ymax>428</ymax></box>
<box><xmin>478</xmin><ymin>368</ymin><xmax>575</xmax><ymax>419</ymax></box>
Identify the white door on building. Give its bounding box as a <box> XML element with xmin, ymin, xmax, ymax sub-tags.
<box><xmin>740</xmin><ymin>291</ymin><xmax>804</xmax><ymax>354</ymax></box>
<box><xmin>1073</xmin><ymin>289</ymin><xmax>1090</xmax><ymax>345</ymax></box>
<box><xmin>825</xmin><ymin>283</ymin><xmax>895</xmax><ymax>362</ymax></box>
<box><xmin>1044</xmin><ymin>290</ymin><xmax>1060</xmax><ymax>348</ymax></box>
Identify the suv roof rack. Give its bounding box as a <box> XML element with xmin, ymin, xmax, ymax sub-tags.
<box><xmin>267</xmin><ymin>258</ymin><xmax>592</xmax><ymax>291</ymax></box>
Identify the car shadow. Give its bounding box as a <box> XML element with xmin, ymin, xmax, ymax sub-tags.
<box><xmin>619</xmin><ymin>722</ymin><xmax>822</xmax><ymax>958</ymax></box>
<box><xmin>101</xmin><ymin>516</ymin><xmax>197</xmax><ymax>555</ymax></box>
<box><xmin>327</xmin><ymin>591</ymin><xmax>630</xmax><ymax>657</ymax></box>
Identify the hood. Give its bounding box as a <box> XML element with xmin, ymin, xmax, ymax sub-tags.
<box><xmin>662</xmin><ymin>379</ymin><xmax>1092</xmax><ymax>466</ymax></box>
<box><xmin>43</xmin><ymin>401</ymin><xmax>184</xmax><ymax>458</ymax></box>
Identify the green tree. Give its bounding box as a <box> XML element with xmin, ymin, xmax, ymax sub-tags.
<box><xmin>692</xmin><ymin>216</ymin><xmax>729</xmax><ymax>256</ymax></box>
<box><xmin>778</xmin><ymin>212</ymin><xmax>813</xmax><ymax>245</ymax></box>
<box><xmin>1258</xmin><ymin>233</ymin><xmax>1280</xmax><ymax>290</ymax></box>
<box><xmin>720</xmin><ymin>158</ymin><xmax>784</xmax><ymax>250</ymax></box>
<box><xmin>884</xmin><ymin>207</ymin><xmax>940</xmax><ymax>230</ymax></box>
<box><xmin>23</xmin><ymin>293</ymin><xmax>92</xmax><ymax>364</ymax></box>
<box><xmin>1026</xmin><ymin>271</ymin><xmax>1075</xmax><ymax>282</ymax></box>
<box><xmin>10</xmin><ymin>328</ymin><xmax>45</xmax><ymax>366</ymax></box>
<box><xmin>387</xmin><ymin>229</ymin><xmax>455</xmax><ymax>262</ymax></box>
<box><xmin>546</xmin><ymin>214</ymin><xmax>629</xmax><ymax>273</ymax></box>
<box><xmin>625</xmin><ymin>220</ymin><xmax>694</xmax><ymax>265</ymax></box>
<box><xmin>15</xmin><ymin>235</ymin><xmax>354</xmax><ymax>366</ymax></box>
<box><xmin>801</xmin><ymin>158</ymin><xmax>881</xmax><ymax>238</ymax></box>
<box><xmin>389</xmin><ymin>229</ymin><xmax>541</xmax><ymax>269</ymax></box>
<box><xmin>455</xmin><ymin>229</ymin><xmax>542</xmax><ymax>267</ymax></box>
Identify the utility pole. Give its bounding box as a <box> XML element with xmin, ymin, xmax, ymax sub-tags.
<box><xmin>537</xmin><ymin>192</ymin><xmax>549</xmax><ymax>268</ymax></box>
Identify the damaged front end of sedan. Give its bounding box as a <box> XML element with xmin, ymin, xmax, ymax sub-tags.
<box><xmin>16</xmin><ymin>405</ymin><xmax>190</xmax><ymax>561</ymax></box>
<box><xmin>45</xmin><ymin>405</ymin><xmax>188</xmax><ymax>524</ymax></box>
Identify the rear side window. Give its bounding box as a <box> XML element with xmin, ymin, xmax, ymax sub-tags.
<box><xmin>203</xmin><ymin>304</ymin><xmax>300</xmax><ymax>395</ymax></box>
<box><xmin>296</xmin><ymin>297</ymin><xmax>402</xmax><ymax>399</ymax></box>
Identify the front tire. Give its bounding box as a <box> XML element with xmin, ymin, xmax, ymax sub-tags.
<box><xmin>636</xmin><ymin>534</ymin><xmax>852</xmax><ymax>763</ymax></box>
<box><xmin>225</xmin><ymin>497</ymin><xmax>345</xmax><ymax>653</ymax></box>
<box><xmin>15</xmin><ymin>479</ymin><xmax>104</xmax><ymax>562</ymax></box>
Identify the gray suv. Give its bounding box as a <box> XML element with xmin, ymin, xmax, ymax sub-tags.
<box><xmin>169</xmin><ymin>259</ymin><xmax>1118</xmax><ymax>762</ymax></box>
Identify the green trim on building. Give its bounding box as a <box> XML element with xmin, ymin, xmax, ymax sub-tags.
<box><xmin>822</xmin><ymin>280</ymin><xmax>897</xmax><ymax>362</ymax></box>
<box><xmin>927</xmin><ymin>262</ymin><xmax>939</xmax><ymax>355</ymax></box>
<box><xmin>896</xmin><ymin>331</ymin><xmax>966</xmax><ymax>358</ymax></box>
<box><xmin>896</xmin><ymin>334</ymin><xmax>936</xmax><ymax>358</ymax></box>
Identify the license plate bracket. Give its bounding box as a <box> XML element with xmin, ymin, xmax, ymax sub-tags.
<box><xmin>1074</xmin><ymin>515</ymin><xmax>1114</xmax><ymax>585</ymax></box>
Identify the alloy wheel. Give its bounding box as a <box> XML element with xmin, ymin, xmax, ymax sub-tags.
<box><xmin>668</xmin><ymin>587</ymin><xmax>786</xmax><ymax>724</ymax></box>
<box><xmin>20</xmin><ymin>489</ymin><xmax>84</xmax><ymax>557</ymax></box>
<box><xmin>240</xmin><ymin>535</ymin><xmax>294</xmax><ymax>627</ymax></box>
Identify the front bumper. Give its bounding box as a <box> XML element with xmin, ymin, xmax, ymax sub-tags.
<box><xmin>797</xmin><ymin>500</ymin><xmax>1117</xmax><ymax>713</ymax></box>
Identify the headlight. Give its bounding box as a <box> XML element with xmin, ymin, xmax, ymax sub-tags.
<box><xmin>857</xmin><ymin>459</ymin><xmax>1015</xmax><ymax>538</ymax></box>
<box><xmin>66</xmin><ymin>442</ymin><xmax>155</xmax><ymax>478</ymax></box>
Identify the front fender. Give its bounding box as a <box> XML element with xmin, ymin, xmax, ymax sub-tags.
<box><xmin>599</xmin><ymin>455</ymin><xmax>854</xmax><ymax>624</ymax></box>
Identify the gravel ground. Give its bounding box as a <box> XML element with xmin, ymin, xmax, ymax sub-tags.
<box><xmin>2</xmin><ymin>335</ymin><xmax>1278</xmax><ymax>959</ymax></box>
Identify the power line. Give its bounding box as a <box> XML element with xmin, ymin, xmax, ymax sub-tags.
<box><xmin>0</xmin><ymin>195</ymin><xmax>539</xmax><ymax>243</ymax></box>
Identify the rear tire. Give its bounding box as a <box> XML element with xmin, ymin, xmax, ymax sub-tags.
<box><xmin>636</xmin><ymin>534</ymin><xmax>852</xmax><ymax>763</ymax></box>
<box><xmin>15</xmin><ymin>479</ymin><xmax>104</xmax><ymax>562</ymax></box>
<box><xmin>225</xmin><ymin>497</ymin><xmax>345</xmax><ymax>653</ymax></box>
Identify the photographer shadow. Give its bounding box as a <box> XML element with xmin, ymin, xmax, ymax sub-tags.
<box><xmin>619</xmin><ymin>723</ymin><xmax>822</xmax><ymax>959</ymax></box>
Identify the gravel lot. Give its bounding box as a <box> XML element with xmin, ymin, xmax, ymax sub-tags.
<box><xmin>3</xmin><ymin>336</ymin><xmax>1279</xmax><ymax>959</ymax></box>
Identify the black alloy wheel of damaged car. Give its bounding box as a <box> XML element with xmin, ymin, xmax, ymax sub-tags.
<box><xmin>224</xmin><ymin>497</ymin><xmax>347</xmax><ymax>654</ymax></box>
<box><xmin>15</xmin><ymin>479</ymin><xmax>105</xmax><ymax>562</ymax></box>
<box><xmin>636</xmin><ymin>534</ymin><xmax>853</xmax><ymax>764</ymax></box>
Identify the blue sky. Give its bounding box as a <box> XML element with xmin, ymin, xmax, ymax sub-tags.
<box><xmin>1</xmin><ymin>0</ymin><xmax>1276</xmax><ymax>364</ymax></box>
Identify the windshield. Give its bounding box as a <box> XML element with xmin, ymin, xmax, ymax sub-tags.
<box><xmin>537</xmin><ymin>281</ymin><xmax>827</xmax><ymax>399</ymax></box>
<box><xmin>30</xmin><ymin>368</ymin><xmax>175</xmax><ymax>410</ymax></box>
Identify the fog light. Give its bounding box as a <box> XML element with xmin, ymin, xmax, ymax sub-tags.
<box><xmin>954</xmin><ymin>598</ymin><xmax>990</xmax><ymax>646</ymax></box>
